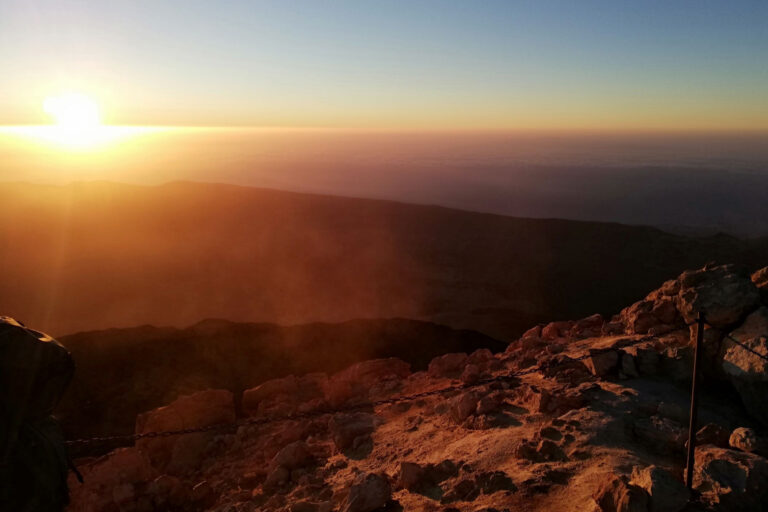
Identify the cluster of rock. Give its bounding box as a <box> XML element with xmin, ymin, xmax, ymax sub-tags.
<box><xmin>65</xmin><ymin>264</ymin><xmax>768</xmax><ymax>512</ymax></box>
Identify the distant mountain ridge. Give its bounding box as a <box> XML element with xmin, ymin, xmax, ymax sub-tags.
<box><xmin>1</xmin><ymin>181</ymin><xmax>767</xmax><ymax>339</ymax></box>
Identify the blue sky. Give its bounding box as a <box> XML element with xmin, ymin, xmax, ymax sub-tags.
<box><xmin>1</xmin><ymin>0</ymin><xmax>767</xmax><ymax>129</ymax></box>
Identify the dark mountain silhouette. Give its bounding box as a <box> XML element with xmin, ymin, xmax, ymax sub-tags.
<box><xmin>1</xmin><ymin>181</ymin><xmax>767</xmax><ymax>340</ymax></box>
<box><xmin>56</xmin><ymin>317</ymin><xmax>501</xmax><ymax>448</ymax></box>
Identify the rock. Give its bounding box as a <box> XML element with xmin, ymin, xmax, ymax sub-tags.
<box><xmin>693</xmin><ymin>445</ymin><xmax>768</xmax><ymax>511</ymax></box>
<box><xmin>620</xmin><ymin>352</ymin><xmax>640</xmax><ymax>378</ymax></box>
<box><xmin>634</xmin><ymin>416</ymin><xmax>686</xmax><ymax>453</ymax></box>
<box><xmin>441</xmin><ymin>478</ymin><xmax>480</xmax><ymax>503</ymax></box>
<box><xmin>630</xmin><ymin>465</ymin><xmax>689</xmax><ymax>512</ymax></box>
<box><xmin>344</xmin><ymin>472</ymin><xmax>391</xmax><ymax>512</ymax></box>
<box><xmin>428</xmin><ymin>353</ymin><xmax>469</xmax><ymax>379</ymax></box>
<box><xmin>619</xmin><ymin>296</ymin><xmax>681</xmax><ymax>335</ymax></box>
<box><xmin>476</xmin><ymin>392</ymin><xmax>504</xmax><ymax>416</ymax></box>
<box><xmin>657</xmin><ymin>402</ymin><xmax>688</xmax><ymax>424</ymax></box>
<box><xmin>263</xmin><ymin>466</ymin><xmax>290</xmax><ymax>493</ymax></box>
<box><xmin>475</xmin><ymin>471</ymin><xmax>517</xmax><ymax>494</ymax></box>
<box><xmin>677</xmin><ymin>264</ymin><xmax>760</xmax><ymax>328</ymax></box>
<box><xmin>519</xmin><ymin>385</ymin><xmax>587</xmax><ymax>416</ymax></box>
<box><xmin>536</xmin><ymin>439</ymin><xmax>566</xmax><ymax>461</ymax></box>
<box><xmin>396</xmin><ymin>461</ymin><xmax>456</xmax><ymax>493</ymax></box>
<box><xmin>242</xmin><ymin>374</ymin><xmax>326</xmax><ymax>416</ymax></box>
<box><xmin>571</xmin><ymin>314</ymin><xmax>605</xmax><ymax>339</ymax></box>
<box><xmin>291</xmin><ymin>501</ymin><xmax>327</xmax><ymax>512</ymax></box>
<box><xmin>460</xmin><ymin>364</ymin><xmax>482</xmax><ymax>384</ymax></box>
<box><xmin>722</xmin><ymin>308</ymin><xmax>768</xmax><ymax>378</ymax></box>
<box><xmin>135</xmin><ymin>389</ymin><xmax>235</xmax><ymax>471</ymax></box>
<box><xmin>542</xmin><ymin>321</ymin><xmax>574</xmax><ymax>340</ymax></box>
<box><xmin>696</xmin><ymin>423</ymin><xmax>730</xmax><ymax>448</ymax></box>
<box><xmin>660</xmin><ymin>346</ymin><xmax>693</xmax><ymax>384</ymax></box>
<box><xmin>468</xmin><ymin>348</ymin><xmax>494</xmax><ymax>366</ymax></box>
<box><xmin>592</xmin><ymin>473</ymin><xmax>649</xmax><ymax>512</ymax></box>
<box><xmin>514</xmin><ymin>440</ymin><xmax>541</xmax><ymax>462</ymax></box>
<box><xmin>396</xmin><ymin>462</ymin><xmax>426</xmax><ymax>491</ymax></box>
<box><xmin>729</xmin><ymin>427</ymin><xmax>763</xmax><ymax>454</ymax></box>
<box><xmin>147</xmin><ymin>474</ymin><xmax>186</xmax><ymax>508</ymax></box>
<box><xmin>270</xmin><ymin>440</ymin><xmax>312</xmax><ymax>470</ymax></box>
<box><xmin>329</xmin><ymin>413</ymin><xmax>375</xmax><ymax>452</ymax></box>
<box><xmin>326</xmin><ymin>359</ymin><xmax>410</xmax><ymax>406</ymax></box>
<box><xmin>582</xmin><ymin>349</ymin><xmax>619</xmax><ymax>377</ymax></box>
<box><xmin>521</xmin><ymin>325</ymin><xmax>542</xmax><ymax>339</ymax></box>
<box><xmin>623</xmin><ymin>342</ymin><xmax>661</xmax><ymax>375</ymax></box>
<box><xmin>721</xmin><ymin>308</ymin><xmax>768</xmax><ymax>425</ymax></box>
<box><xmin>449</xmin><ymin>391</ymin><xmax>480</xmax><ymax>423</ymax></box>
<box><xmin>191</xmin><ymin>480</ymin><xmax>218</xmax><ymax>509</ymax></box>
<box><xmin>752</xmin><ymin>267</ymin><xmax>768</xmax><ymax>303</ymax></box>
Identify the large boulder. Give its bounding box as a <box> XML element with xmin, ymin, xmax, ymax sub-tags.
<box><xmin>325</xmin><ymin>358</ymin><xmax>410</xmax><ymax>406</ymax></box>
<box><xmin>427</xmin><ymin>353</ymin><xmax>468</xmax><ymax>379</ymax></box>
<box><xmin>343</xmin><ymin>472</ymin><xmax>391</xmax><ymax>512</ymax></box>
<box><xmin>721</xmin><ymin>308</ymin><xmax>768</xmax><ymax>425</ymax></box>
<box><xmin>618</xmin><ymin>287</ymin><xmax>683</xmax><ymax>335</ymax></box>
<box><xmin>630</xmin><ymin>465</ymin><xmax>689</xmax><ymax>512</ymax></box>
<box><xmin>592</xmin><ymin>473</ymin><xmax>649</xmax><ymax>512</ymax></box>
<box><xmin>67</xmin><ymin>448</ymin><xmax>157</xmax><ymax>512</ymax></box>
<box><xmin>135</xmin><ymin>389</ymin><xmax>235</xmax><ymax>471</ymax></box>
<box><xmin>570</xmin><ymin>314</ymin><xmax>605</xmax><ymax>339</ymax></box>
<box><xmin>676</xmin><ymin>264</ymin><xmax>760</xmax><ymax>328</ymax></box>
<box><xmin>328</xmin><ymin>413</ymin><xmax>375</xmax><ymax>452</ymax></box>
<box><xmin>729</xmin><ymin>427</ymin><xmax>765</xmax><ymax>454</ymax></box>
<box><xmin>693</xmin><ymin>446</ymin><xmax>768</xmax><ymax>511</ymax></box>
<box><xmin>242</xmin><ymin>374</ymin><xmax>327</xmax><ymax>417</ymax></box>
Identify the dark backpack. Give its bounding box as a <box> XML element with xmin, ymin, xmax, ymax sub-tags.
<box><xmin>0</xmin><ymin>316</ymin><xmax>75</xmax><ymax>511</ymax></box>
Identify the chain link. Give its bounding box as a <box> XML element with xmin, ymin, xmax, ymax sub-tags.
<box><xmin>65</xmin><ymin>337</ymin><xmax>653</xmax><ymax>447</ymax></box>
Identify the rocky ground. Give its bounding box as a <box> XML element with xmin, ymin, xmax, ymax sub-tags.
<box><xmin>66</xmin><ymin>264</ymin><xmax>768</xmax><ymax>512</ymax></box>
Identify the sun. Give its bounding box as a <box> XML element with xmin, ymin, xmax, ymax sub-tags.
<box><xmin>39</xmin><ymin>92</ymin><xmax>107</xmax><ymax>148</ymax></box>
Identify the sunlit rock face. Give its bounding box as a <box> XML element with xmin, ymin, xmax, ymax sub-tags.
<box><xmin>65</xmin><ymin>263</ymin><xmax>768</xmax><ymax>512</ymax></box>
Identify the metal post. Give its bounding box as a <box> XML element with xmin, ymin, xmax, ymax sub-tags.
<box><xmin>685</xmin><ymin>311</ymin><xmax>705</xmax><ymax>490</ymax></box>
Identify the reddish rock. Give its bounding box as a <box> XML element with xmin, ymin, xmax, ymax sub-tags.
<box><xmin>343</xmin><ymin>472</ymin><xmax>391</xmax><ymax>512</ymax></box>
<box><xmin>677</xmin><ymin>264</ymin><xmax>760</xmax><ymax>328</ymax></box>
<box><xmin>592</xmin><ymin>473</ymin><xmax>649</xmax><ymax>512</ymax></box>
<box><xmin>752</xmin><ymin>266</ymin><xmax>768</xmax><ymax>303</ymax></box>
<box><xmin>329</xmin><ymin>413</ymin><xmax>375</xmax><ymax>451</ymax></box>
<box><xmin>521</xmin><ymin>325</ymin><xmax>543</xmax><ymax>339</ymax></box>
<box><xmin>630</xmin><ymin>465</ymin><xmax>689</xmax><ymax>512</ymax></box>
<box><xmin>693</xmin><ymin>446</ymin><xmax>768</xmax><ymax>511</ymax></box>
<box><xmin>582</xmin><ymin>349</ymin><xmax>619</xmax><ymax>377</ymax></box>
<box><xmin>135</xmin><ymin>389</ymin><xmax>235</xmax><ymax>471</ymax></box>
<box><xmin>721</xmin><ymin>308</ymin><xmax>768</xmax><ymax>425</ymax></box>
<box><xmin>242</xmin><ymin>374</ymin><xmax>326</xmax><ymax>417</ymax></box>
<box><xmin>571</xmin><ymin>314</ymin><xmax>604</xmax><ymax>339</ymax></box>
<box><xmin>541</xmin><ymin>321</ymin><xmax>574</xmax><ymax>340</ymax></box>
<box><xmin>428</xmin><ymin>352</ymin><xmax>469</xmax><ymax>379</ymax></box>
<box><xmin>449</xmin><ymin>391</ymin><xmax>480</xmax><ymax>423</ymax></box>
<box><xmin>634</xmin><ymin>416</ymin><xmax>687</xmax><ymax>453</ymax></box>
<box><xmin>696</xmin><ymin>423</ymin><xmax>730</xmax><ymax>448</ymax></box>
<box><xmin>270</xmin><ymin>440</ymin><xmax>313</xmax><ymax>471</ymax></box>
<box><xmin>460</xmin><ymin>364</ymin><xmax>482</xmax><ymax>384</ymax></box>
<box><xmin>729</xmin><ymin>427</ymin><xmax>763</xmax><ymax>454</ymax></box>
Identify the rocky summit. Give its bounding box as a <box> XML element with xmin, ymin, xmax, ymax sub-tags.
<box><xmin>65</xmin><ymin>264</ymin><xmax>768</xmax><ymax>512</ymax></box>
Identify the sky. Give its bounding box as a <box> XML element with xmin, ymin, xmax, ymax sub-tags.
<box><xmin>1</xmin><ymin>0</ymin><xmax>767</xmax><ymax>131</ymax></box>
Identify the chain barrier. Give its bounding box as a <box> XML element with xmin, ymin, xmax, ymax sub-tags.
<box><xmin>64</xmin><ymin>337</ymin><xmax>651</xmax><ymax>447</ymax></box>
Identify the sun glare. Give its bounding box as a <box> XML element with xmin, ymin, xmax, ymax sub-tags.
<box><xmin>38</xmin><ymin>92</ymin><xmax>106</xmax><ymax>147</ymax></box>
<box><xmin>44</xmin><ymin>92</ymin><xmax>102</xmax><ymax>131</ymax></box>
<box><xmin>0</xmin><ymin>92</ymin><xmax>164</xmax><ymax>151</ymax></box>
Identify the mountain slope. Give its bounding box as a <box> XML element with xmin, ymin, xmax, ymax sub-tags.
<box><xmin>64</xmin><ymin>264</ymin><xmax>768</xmax><ymax>512</ymax></box>
<box><xmin>2</xmin><ymin>181</ymin><xmax>767</xmax><ymax>339</ymax></box>
<box><xmin>57</xmin><ymin>318</ymin><xmax>502</xmax><ymax>446</ymax></box>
